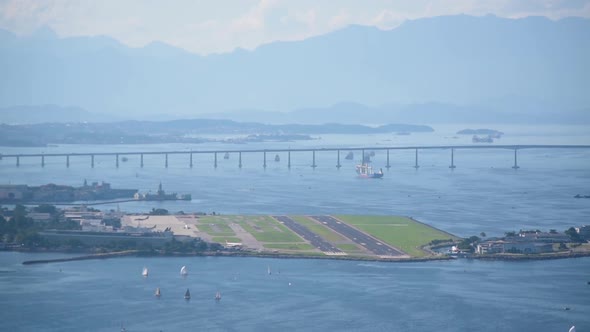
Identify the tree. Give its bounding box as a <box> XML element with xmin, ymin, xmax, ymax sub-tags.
<box><xmin>505</xmin><ymin>231</ymin><xmax>516</xmax><ymax>237</ymax></box>
<box><xmin>480</xmin><ymin>232</ymin><xmax>487</xmax><ymax>238</ymax></box>
<box><xmin>34</xmin><ymin>204</ymin><xmax>57</xmax><ymax>214</ymax></box>
<box><xmin>565</xmin><ymin>227</ymin><xmax>581</xmax><ymax>242</ymax></box>
<box><xmin>549</xmin><ymin>229</ymin><xmax>558</xmax><ymax>234</ymax></box>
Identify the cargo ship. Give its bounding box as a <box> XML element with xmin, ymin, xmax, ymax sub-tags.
<box><xmin>355</xmin><ymin>163</ymin><xmax>384</xmax><ymax>179</ymax></box>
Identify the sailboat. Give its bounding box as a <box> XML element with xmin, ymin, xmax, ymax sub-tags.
<box><xmin>142</xmin><ymin>267</ymin><xmax>149</xmax><ymax>277</ymax></box>
<box><xmin>215</xmin><ymin>291</ymin><xmax>221</xmax><ymax>301</ymax></box>
<box><xmin>569</xmin><ymin>326</ymin><xmax>576</xmax><ymax>332</ymax></box>
<box><xmin>184</xmin><ymin>288</ymin><xmax>191</xmax><ymax>300</ymax></box>
<box><xmin>180</xmin><ymin>265</ymin><xmax>188</xmax><ymax>277</ymax></box>
<box><xmin>155</xmin><ymin>287</ymin><xmax>161</xmax><ymax>298</ymax></box>
<box><xmin>267</xmin><ymin>265</ymin><xmax>271</xmax><ymax>275</ymax></box>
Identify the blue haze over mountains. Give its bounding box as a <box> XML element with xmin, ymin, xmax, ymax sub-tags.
<box><xmin>0</xmin><ymin>14</ymin><xmax>588</xmax><ymax>125</ymax></box>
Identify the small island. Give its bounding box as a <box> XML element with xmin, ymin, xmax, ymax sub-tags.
<box><xmin>457</xmin><ymin>128</ymin><xmax>504</xmax><ymax>137</ymax></box>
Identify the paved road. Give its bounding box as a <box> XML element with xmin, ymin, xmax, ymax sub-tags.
<box><xmin>310</xmin><ymin>215</ymin><xmax>404</xmax><ymax>256</ymax></box>
<box><xmin>273</xmin><ymin>216</ymin><xmax>342</xmax><ymax>253</ymax></box>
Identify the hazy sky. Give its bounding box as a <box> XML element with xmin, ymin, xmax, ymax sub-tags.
<box><xmin>1</xmin><ymin>0</ymin><xmax>589</xmax><ymax>54</ymax></box>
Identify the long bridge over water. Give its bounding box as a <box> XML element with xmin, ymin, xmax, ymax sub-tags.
<box><xmin>1</xmin><ymin>145</ymin><xmax>589</xmax><ymax>169</ymax></box>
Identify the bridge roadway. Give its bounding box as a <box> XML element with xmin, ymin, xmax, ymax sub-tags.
<box><xmin>310</xmin><ymin>215</ymin><xmax>404</xmax><ymax>257</ymax></box>
<box><xmin>2</xmin><ymin>145</ymin><xmax>588</xmax><ymax>169</ymax></box>
<box><xmin>1</xmin><ymin>145</ymin><xmax>589</xmax><ymax>158</ymax></box>
<box><xmin>272</xmin><ymin>216</ymin><xmax>342</xmax><ymax>254</ymax></box>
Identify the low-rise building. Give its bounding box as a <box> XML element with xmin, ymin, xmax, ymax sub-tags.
<box><xmin>518</xmin><ymin>231</ymin><xmax>570</xmax><ymax>243</ymax></box>
<box><xmin>477</xmin><ymin>240</ymin><xmax>554</xmax><ymax>254</ymax></box>
<box><xmin>502</xmin><ymin>241</ymin><xmax>553</xmax><ymax>254</ymax></box>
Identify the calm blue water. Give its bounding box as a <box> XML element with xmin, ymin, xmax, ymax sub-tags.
<box><xmin>0</xmin><ymin>253</ymin><xmax>588</xmax><ymax>332</ymax></box>
<box><xmin>1</xmin><ymin>126</ymin><xmax>589</xmax><ymax>331</ymax></box>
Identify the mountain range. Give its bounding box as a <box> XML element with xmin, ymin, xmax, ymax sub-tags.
<box><xmin>0</xmin><ymin>14</ymin><xmax>588</xmax><ymax>123</ymax></box>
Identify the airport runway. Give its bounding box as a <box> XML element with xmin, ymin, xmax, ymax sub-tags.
<box><xmin>310</xmin><ymin>215</ymin><xmax>404</xmax><ymax>256</ymax></box>
<box><xmin>273</xmin><ymin>216</ymin><xmax>342</xmax><ymax>253</ymax></box>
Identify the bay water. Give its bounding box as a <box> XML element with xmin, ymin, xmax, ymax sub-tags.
<box><xmin>0</xmin><ymin>124</ymin><xmax>589</xmax><ymax>331</ymax></box>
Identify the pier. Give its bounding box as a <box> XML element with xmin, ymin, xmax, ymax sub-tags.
<box><xmin>1</xmin><ymin>145</ymin><xmax>588</xmax><ymax>169</ymax></box>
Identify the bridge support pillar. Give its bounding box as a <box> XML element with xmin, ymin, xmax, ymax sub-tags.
<box><xmin>238</xmin><ymin>152</ymin><xmax>242</xmax><ymax>168</ymax></box>
<box><xmin>116</xmin><ymin>154</ymin><xmax>119</xmax><ymax>168</ymax></box>
<box><xmin>66</xmin><ymin>155</ymin><xmax>70</xmax><ymax>168</ymax></box>
<box><xmin>16</xmin><ymin>156</ymin><xmax>20</xmax><ymax>167</ymax></box>
<box><xmin>386</xmin><ymin>149</ymin><xmax>391</xmax><ymax>169</ymax></box>
<box><xmin>449</xmin><ymin>148</ymin><xmax>456</xmax><ymax>169</ymax></box>
<box><xmin>41</xmin><ymin>155</ymin><xmax>45</xmax><ymax>168</ymax></box>
<box><xmin>165</xmin><ymin>154</ymin><xmax>168</xmax><ymax>168</ymax></box>
<box><xmin>288</xmin><ymin>150</ymin><xmax>291</xmax><ymax>169</ymax></box>
<box><xmin>311</xmin><ymin>150</ymin><xmax>317</xmax><ymax>168</ymax></box>
<box><xmin>189</xmin><ymin>153</ymin><xmax>193</xmax><ymax>168</ymax></box>
<box><xmin>263</xmin><ymin>151</ymin><xmax>267</xmax><ymax>168</ymax></box>
<box><xmin>140</xmin><ymin>154</ymin><xmax>144</xmax><ymax>168</ymax></box>
<box><xmin>214</xmin><ymin>152</ymin><xmax>217</xmax><ymax>168</ymax></box>
<box><xmin>414</xmin><ymin>149</ymin><xmax>420</xmax><ymax>169</ymax></box>
<box><xmin>336</xmin><ymin>150</ymin><xmax>341</xmax><ymax>168</ymax></box>
<box><xmin>91</xmin><ymin>155</ymin><xmax>94</xmax><ymax>168</ymax></box>
<box><xmin>512</xmin><ymin>149</ymin><xmax>520</xmax><ymax>169</ymax></box>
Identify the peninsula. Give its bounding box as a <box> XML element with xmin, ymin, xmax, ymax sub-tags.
<box><xmin>2</xmin><ymin>205</ymin><xmax>589</xmax><ymax>263</ymax></box>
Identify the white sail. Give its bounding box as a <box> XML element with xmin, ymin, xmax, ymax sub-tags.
<box><xmin>267</xmin><ymin>265</ymin><xmax>271</xmax><ymax>275</ymax></box>
<box><xmin>569</xmin><ymin>326</ymin><xmax>576</xmax><ymax>332</ymax></box>
<box><xmin>184</xmin><ymin>288</ymin><xmax>191</xmax><ymax>300</ymax></box>
<box><xmin>142</xmin><ymin>267</ymin><xmax>148</xmax><ymax>277</ymax></box>
<box><xmin>215</xmin><ymin>291</ymin><xmax>221</xmax><ymax>301</ymax></box>
<box><xmin>155</xmin><ymin>287</ymin><xmax>161</xmax><ymax>297</ymax></box>
<box><xmin>180</xmin><ymin>266</ymin><xmax>188</xmax><ymax>276</ymax></box>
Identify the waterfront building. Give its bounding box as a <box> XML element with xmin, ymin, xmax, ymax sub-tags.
<box><xmin>0</xmin><ymin>185</ymin><xmax>29</xmax><ymax>200</ymax></box>
<box><xmin>477</xmin><ymin>240</ymin><xmax>554</xmax><ymax>254</ymax></box>
<box><xmin>517</xmin><ymin>231</ymin><xmax>570</xmax><ymax>243</ymax></box>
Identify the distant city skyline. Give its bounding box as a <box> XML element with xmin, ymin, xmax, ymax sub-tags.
<box><xmin>1</xmin><ymin>0</ymin><xmax>589</xmax><ymax>55</ymax></box>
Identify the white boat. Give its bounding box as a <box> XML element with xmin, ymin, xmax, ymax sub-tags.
<box><xmin>184</xmin><ymin>288</ymin><xmax>191</xmax><ymax>300</ymax></box>
<box><xmin>267</xmin><ymin>265</ymin><xmax>271</xmax><ymax>275</ymax></box>
<box><xmin>142</xmin><ymin>267</ymin><xmax>148</xmax><ymax>277</ymax></box>
<box><xmin>180</xmin><ymin>265</ymin><xmax>188</xmax><ymax>276</ymax></box>
<box><xmin>155</xmin><ymin>287</ymin><xmax>161</xmax><ymax>298</ymax></box>
<box><xmin>215</xmin><ymin>291</ymin><xmax>221</xmax><ymax>301</ymax></box>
